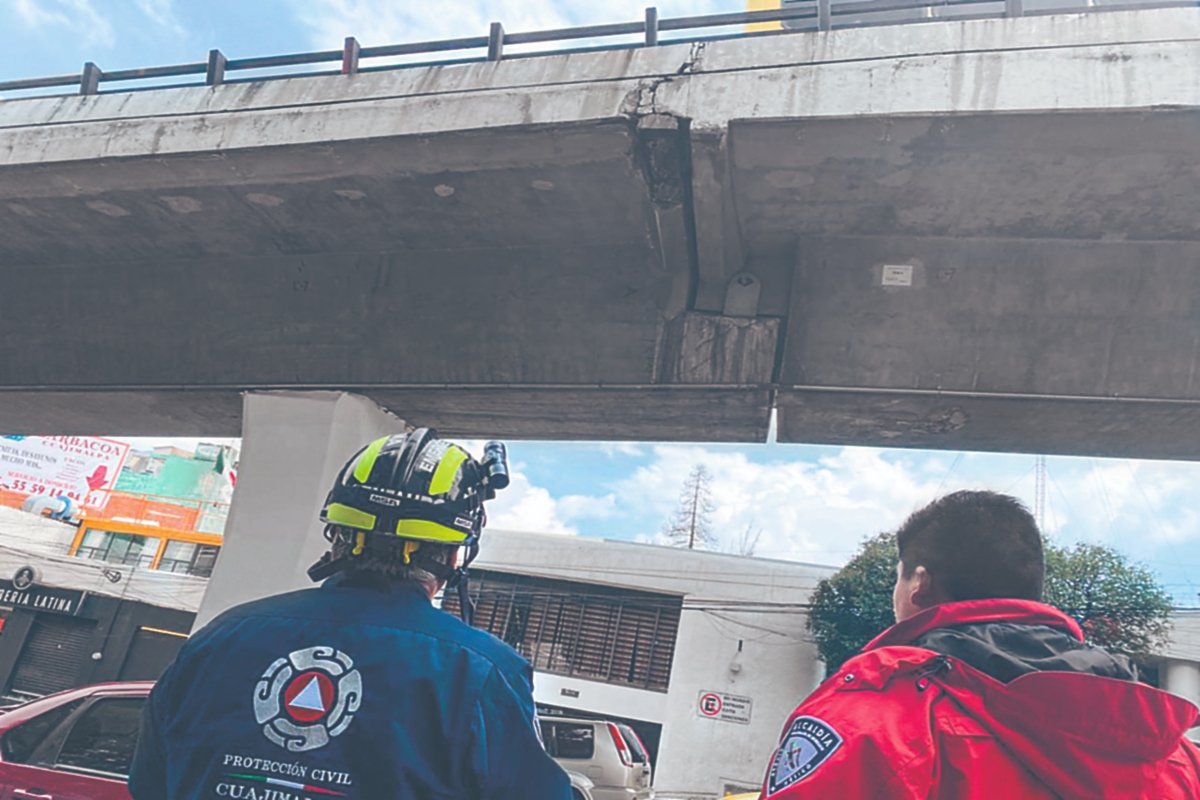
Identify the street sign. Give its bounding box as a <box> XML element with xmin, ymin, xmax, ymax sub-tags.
<box><xmin>697</xmin><ymin>690</ymin><xmax>753</xmax><ymax>724</ymax></box>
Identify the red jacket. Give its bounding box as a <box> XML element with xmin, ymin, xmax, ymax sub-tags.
<box><xmin>761</xmin><ymin>599</ymin><xmax>1200</xmax><ymax>799</ymax></box>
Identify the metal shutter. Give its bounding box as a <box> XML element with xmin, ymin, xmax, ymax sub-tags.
<box><xmin>450</xmin><ymin>570</ymin><xmax>682</xmax><ymax>692</ymax></box>
<box><xmin>9</xmin><ymin>615</ymin><xmax>97</xmax><ymax>697</ymax></box>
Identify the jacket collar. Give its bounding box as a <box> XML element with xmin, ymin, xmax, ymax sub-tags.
<box><xmin>863</xmin><ymin>598</ymin><xmax>1084</xmax><ymax>652</ymax></box>
<box><xmin>321</xmin><ymin>572</ymin><xmax>432</xmax><ymax>602</ymax></box>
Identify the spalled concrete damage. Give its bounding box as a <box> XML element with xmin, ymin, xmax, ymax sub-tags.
<box><xmin>5</xmin><ymin>8</ymin><xmax>1200</xmax><ymax>455</ymax></box>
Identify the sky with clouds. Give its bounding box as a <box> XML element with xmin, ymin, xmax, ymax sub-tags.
<box><xmin>5</xmin><ymin>1</ymin><xmax>1200</xmax><ymax>606</ymax></box>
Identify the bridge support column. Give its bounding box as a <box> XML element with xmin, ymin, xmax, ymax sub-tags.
<box><xmin>194</xmin><ymin>391</ymin><xmax>407</xmax><ymax>630</ymax></box>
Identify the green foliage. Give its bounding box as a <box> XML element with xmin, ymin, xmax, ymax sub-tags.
<box><xmin>1043</xmin><ymin>542</ymin><xmax>1172</xmax><ymax>658</ymax></box>
<box><xmin>806</xmin><ymin>533</ymin><xmax>898</xmax><ymax>671</ymax></box>
<box><xmin>806</xmin><ymin>535</ymin><xmax>1173</xmax><ymax>671</ymax></box>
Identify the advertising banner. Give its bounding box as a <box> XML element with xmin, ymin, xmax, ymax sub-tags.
<box><xmin>0</xmin><ymin>435</ymin><xmax>131</xmax><ymax>509</ymax></box>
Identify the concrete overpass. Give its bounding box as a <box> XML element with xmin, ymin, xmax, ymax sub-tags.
<box><xmin>5</xmin><ymin>5</ymin><xmax>1200</xmax><ymax>459</ymax></box>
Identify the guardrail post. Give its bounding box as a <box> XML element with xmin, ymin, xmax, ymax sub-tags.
<box><xmin>342</xmin><ymin>36</ymin><xmax>361</xmax><ymax>75</ymax></box>
<box><xmin>1005</xmin><ymin>0</ymin><xmax>1023</xmax><ymax>16</ymax></box>
<box><xmin>645</xmin><ymin>7</ymin><xmax>659</xmax><ymax>46</ymax></box>
<box><xmin>206</xmin><ymin>49</ymin><xmax>226</xmax><ymax>86</ymax></box>
<box><xmin>80</xmin><ymin>62</ymin><xmax>101</xmax><ymax>95</ymax></box>
<box><xmin>488</xmin><ymin>22</ymin><xmax>505</xmax><ymax>61</ymax></box>
<box><xmin>818</xmin><ymin>0</ymin><xmax>832</xmax><ymax>31</ymax></box>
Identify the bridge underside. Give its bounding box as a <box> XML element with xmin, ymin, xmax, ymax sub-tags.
<box><xmin>4</xmin><ymin>22</ymin><xmax>1200</xmax><ymax>457</ymax></box>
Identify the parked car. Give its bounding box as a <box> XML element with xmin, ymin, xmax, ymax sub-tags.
<box><xmin>540</xmin><ymin>716</ymin><xmax>654</xmax><ymax>800</ymax></box>
<box><xmin>566</xmin><ymin>769</ymin><xmax>597</xmax><ymax>800</ymax></box>
<box><xmin>0</xmin><ymin>682</ymin><xmax>612</xmax><ymax>800</ymax></box>
<box><xmin>0</xmin><ymin>681</ymin><xmax>151</xmax><ymax>800</ymax></box>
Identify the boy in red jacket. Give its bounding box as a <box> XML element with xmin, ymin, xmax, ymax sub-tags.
<box><xmin>761</xmin><ymin>490</ymin><xmax>1200</xmax><ymax>799</ymax></box>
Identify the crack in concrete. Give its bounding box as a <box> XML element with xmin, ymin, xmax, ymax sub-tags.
<box><xmin>622</xmin><ymin>42</ymin><xmax>707</xmax><ymax>119</ymax></box>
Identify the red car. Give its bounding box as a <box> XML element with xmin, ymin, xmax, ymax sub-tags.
<box><xmin>0</xmin><ymin>681</ymin><xmax>151</xmax><ymax>800</ymax></box>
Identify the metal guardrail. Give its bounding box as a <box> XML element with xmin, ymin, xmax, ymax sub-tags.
<box><xmin>0</xmin><ymin>0</ymin><xmax>1196</xmax><ymax>98</ymax></box>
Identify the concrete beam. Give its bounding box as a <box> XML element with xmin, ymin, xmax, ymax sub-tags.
<box><xmin>0</xmin><ymin>388</ymin><xmax>772</xmax><ymax>442</ymax></box>
<box><xmin>6</xmin><ymin>10</ymin><xmax>1200</xmax><ymax>167</ymax></box>
<box><xmin>776</xmin><ymin>388</ymin><xmax>1200</xmax><ymax>459</ymax></box>
<box><xmin>690</xmin><ymin>129</ymin><xmax>748</xmax><ymax>313</ymax></box>
<box><xmin>7</xmin><ymin>11</ymin><xmax>1200</xmax><ymax>451</ymax></box>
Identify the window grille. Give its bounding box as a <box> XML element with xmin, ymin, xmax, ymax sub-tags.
<box><xmin>445</xmin><ymin>569</ymin><xmax>682</xmax><ymax>693</ymax></box>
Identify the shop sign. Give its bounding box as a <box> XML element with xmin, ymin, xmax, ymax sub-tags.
<box><xmin>0</xmin><ymin>435</ymin><xmax>130</xmax><ymax>509</ymax></box>
<box><xmin>0</xmin><ymin>573</ymin><xmax>85</xmax><ymax>616</ymax></box>
<box><xmin>697</xmin><ymin>690</ymin><xmax>753</xmax><ymax>724</ymax></box>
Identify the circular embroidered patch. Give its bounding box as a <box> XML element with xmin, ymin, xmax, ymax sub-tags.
<box><xmin>253</xmin><ymin>646</ymin><xmax>362</xmax><ymax>752</ymax></box>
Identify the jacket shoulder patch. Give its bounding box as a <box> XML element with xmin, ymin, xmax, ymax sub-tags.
<box><xmin>767</xmin><ymin>715</ymin><xmax>843</xmax><ymax>795</ymax></box>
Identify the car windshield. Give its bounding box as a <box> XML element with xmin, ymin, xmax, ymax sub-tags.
<box><xmin>615</xmin><ymin>723</ymin><xmax>647</xmax><ymax>763</ymax></box>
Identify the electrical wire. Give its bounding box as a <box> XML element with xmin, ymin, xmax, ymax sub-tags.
<box><xmin>935</xmin><ymin>453</ymin><xmax>964</xmax><ymax>496</ymax></box>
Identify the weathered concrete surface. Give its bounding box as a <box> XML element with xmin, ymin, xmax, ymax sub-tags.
<box><xmin>5</xmin><ymin>9</ymin><xmax>1200</xmax><ymax>454</ymax></box>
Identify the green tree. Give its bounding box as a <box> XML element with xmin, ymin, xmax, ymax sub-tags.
<box><xmin>1043</xmin><ymin>542</ymin><xmax>1172</xmax><ymax>658</ymax></box>
<box><xmin>806</xmin><ymin>533</ymin><xmax>899</xmax><ymax>671</ymax></box>
<box><xmin>806</xmin><ymin>535</ymin><xmax>1173</xmax><ymax>671</ymax></box>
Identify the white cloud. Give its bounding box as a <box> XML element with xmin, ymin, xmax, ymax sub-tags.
<box><xmin>484</xmin><ymin>467</ymin><xmax>578</xmax><ymax>535</ymax></box>
<box><xmin>557</xmin><ymin>493</ymin><xmax>617</xmax><ymax>519</ymax></box>
<box><xmin>9</xmin><ymin>0</ymin><xmax>67</xmax><ymax>27</ymax></box>
<box><xmin>6</xmin><ymin>0</ymin><xmax>113</xmax><ymax>46</ymax></box>
<box><xmin>288</xmin><ymin>0</ymin><xmax>730</xmax><ymax>50</ymax></box>
<box><xmin>608</xmin><ymin>444</ymin><xmax>947</xmax><ymax>566</ymax></box>
<box><xmin>596</xmin><ymin>442</ymin><xmax>645</xmax><ymax>458</ymax></box>
<box><xmin>133</xmin><ymin>0</ymin><xmax>183</xmax><ymax>34</ymax></box>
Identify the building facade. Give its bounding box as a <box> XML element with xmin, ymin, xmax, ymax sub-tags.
<box><xmin>0</xmin><ymin>506</ymin><xmax>204</xmax><ymax>702</ymax></box>
<box><xmin>461</xmin><ymin>530</ymin><xmax>835</xmax><ymax>798</ymax></box>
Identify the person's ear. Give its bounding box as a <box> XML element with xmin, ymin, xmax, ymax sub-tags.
<box><xmin>909</xmin><ymin>566</ymin><xmax>943</xmax><ymax>610</ymax></box>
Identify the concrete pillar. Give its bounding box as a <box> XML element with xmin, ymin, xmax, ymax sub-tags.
<box><xmin>194</xmin><ymin>391</ymin><xmax>406</xmax><ymax>630</ymax></box>
<box><xmin>1162</xmin><ymin>658</ymin><xmax>1200</xmax><ymax>741</ymax></box>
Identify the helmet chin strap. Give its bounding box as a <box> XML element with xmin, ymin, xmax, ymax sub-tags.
<box><xmin>408</xmin><ymin>541</ymin><xmax>480</xmax><ymax>625</ymax></box>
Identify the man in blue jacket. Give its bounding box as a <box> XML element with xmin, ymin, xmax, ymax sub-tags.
<box><xmin>129</xmin><ymin>428</ymin><xmax>571</xmax><ymax>800</ymax></box>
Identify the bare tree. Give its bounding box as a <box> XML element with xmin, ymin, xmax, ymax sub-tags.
<box><xmin>662</xmin><ymin>464</ymin><xmax>716</xmax><ymax>550</ymax></box>
<box><xmin>730</xmin><ymin>522</ymin><xmax>763</xmax><ymax>557</ymax></box>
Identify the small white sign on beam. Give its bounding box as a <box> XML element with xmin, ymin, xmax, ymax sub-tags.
<box><xmin>697</xmin><ymin>690</ymin><xmax>753</xmax><ymax>724</ymax></box>
<box><xmin>881</xmin><ymin>264</ymin><xmax>914</xmax><ymax>287</ymax></box>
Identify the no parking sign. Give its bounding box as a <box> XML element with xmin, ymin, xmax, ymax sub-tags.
<box><xmin>697</xmin><ymin>690</ymin><xmax>752</xmax><ymax>724</ymax></box>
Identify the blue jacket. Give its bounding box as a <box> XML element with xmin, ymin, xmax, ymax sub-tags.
<box><xmin>129</xmin><ymin>574</ymin><xmax>571</xmax><ymax>800</ymax></box>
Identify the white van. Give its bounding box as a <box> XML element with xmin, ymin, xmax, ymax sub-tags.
<box><xmin>540</xmin><ymin>716</ymin><xmax>654</xmax><ymax>800</ymax></box>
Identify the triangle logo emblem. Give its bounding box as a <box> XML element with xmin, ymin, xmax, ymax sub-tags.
<box><xmin>289</xmin><ymin>676</ymin><xmax>326</xmax><ymax>712</ymax></box>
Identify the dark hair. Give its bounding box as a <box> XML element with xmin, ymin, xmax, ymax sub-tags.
<box><xmin>896</xmin><ymin>490</ymin><xmax>1044</xmax><ymax>602</ymax></box>
<box><xmin>328</xmin><ymin>526</ymin><xmax>454</xmax><ymax>593</ymax></box>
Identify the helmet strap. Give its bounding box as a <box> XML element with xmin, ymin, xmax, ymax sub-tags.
<box><xmin>306</xmin><ymin>550</ymin><xmax>348</xmax><ymax>582</ymax></box>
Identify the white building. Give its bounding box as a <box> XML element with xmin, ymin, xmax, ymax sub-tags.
<box><xmin>1156</xmin><ymin>611</ymin><xmax>1200</xmax><ymax>741</ymax></box>
<box><xmin>467</xmin><ymin>530</ymin><xmax>835</xmax><ymax>798</ymax></box>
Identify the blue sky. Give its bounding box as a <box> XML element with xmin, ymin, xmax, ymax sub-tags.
<box><xmin>0</xmin><ymin>0</ymin><xmax>732</xmax><ymax>86</ymax></box>
<box><xmin>7</xmin><ymin>1</ymin><xmax>1200</xmax><ymax>606</ymax></box>
<box><xmin>137</xmin><ymin>434</ymin><xmax>1200</xmax><ymax>609</ymax></box>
